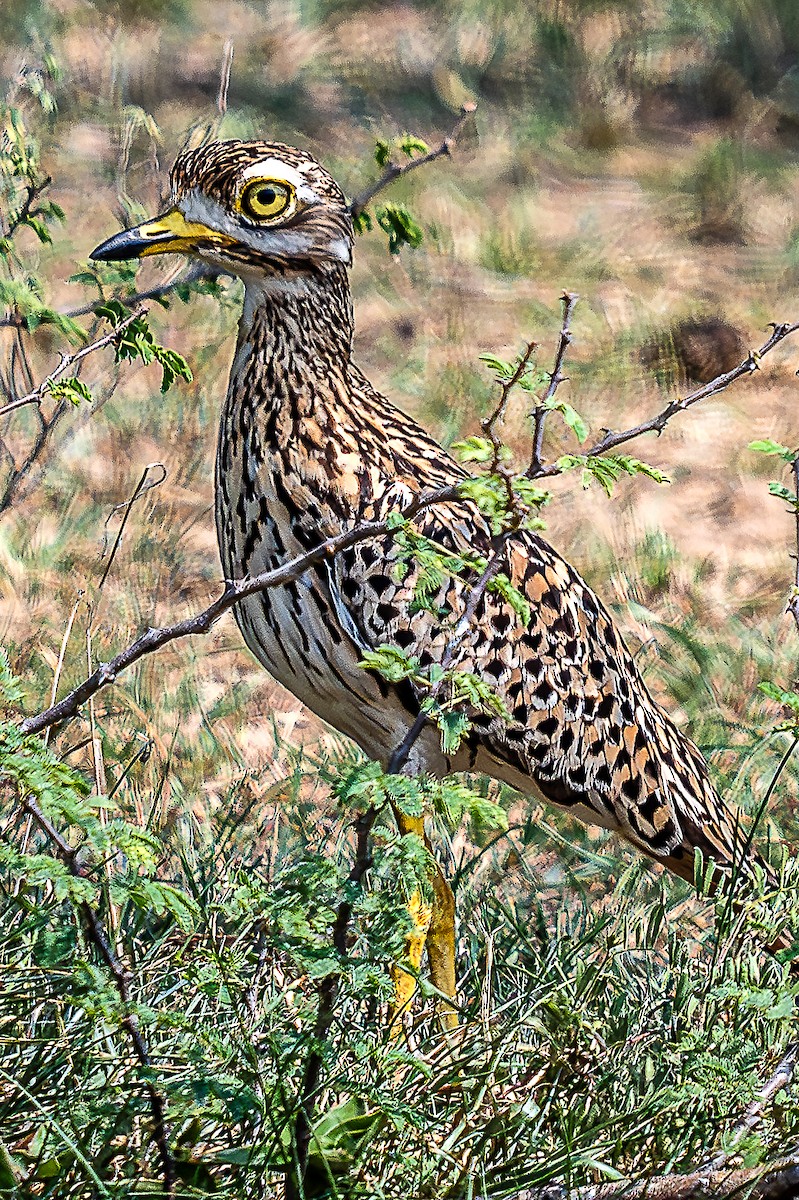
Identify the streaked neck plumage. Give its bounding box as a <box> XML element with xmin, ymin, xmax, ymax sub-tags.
<box><xmin>217</xmin><ymin>261</ymin><xmax>363</xmax><ymax>568</ymax></box>
<box><xmin>235</xmin><ymin>263</ymin><xmax>354</xmax><ymax>397</ymax></box>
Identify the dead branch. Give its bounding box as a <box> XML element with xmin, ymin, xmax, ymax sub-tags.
<box><xmin>702</xmin><ymin>1039</ymin><xmax>799</xmax><ymax>1173</ymax></box>
<box><xmin>349</xmin><ymin>104</ymin><xmax>477</xmax><ymax>219</ymax></box>
<box><xmin>518</xmin><ymin>1153</ymin><xmax>799</xmax><ymax>1200</ymax></box>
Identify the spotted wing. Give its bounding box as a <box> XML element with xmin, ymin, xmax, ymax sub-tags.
<box><xmin>335</xmin><ymin>500</ymin><xmax>746</xmax><ymax>881</ymax></box>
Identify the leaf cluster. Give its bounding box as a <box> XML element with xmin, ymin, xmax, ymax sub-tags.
<box><xmin>96</xmin><ymin>299</ymin><xmax>193</xmax><ymax>392</ymax></box>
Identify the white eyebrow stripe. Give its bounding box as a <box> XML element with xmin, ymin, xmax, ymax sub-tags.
<box><xmin>239</xmin><ymin>158</ymin><xmax>318</xmax><ymax>203</ymax></box>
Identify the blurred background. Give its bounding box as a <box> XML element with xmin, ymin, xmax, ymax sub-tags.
<box><xmin>3</xmin><ymin>0</ymin><xmax>799</xmax><ymax>865</ymax></box>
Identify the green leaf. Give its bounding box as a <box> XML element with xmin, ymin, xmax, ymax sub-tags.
<box><xmin>749</xmin><ymin>439</ymin><xmax>795</xmax><ymax>462</ymax></box>
<box><xmin>376</xmin><ymin>203</ymin><xmax>423</xmax><ymax>254</ymax></box>
<box><xmin>487</xmin><ymin>572</ymin><xmax>532</xmax><ymax>624</ymax></box>
<box><xmin>352</xmin><ymin>209</ymin><xmax>372</xmax><ymax>236</ymax></box>
<box><xmin>479</xmin><ymin>352</ymin><xmax>515</xmax><ymax>380</ymax></box>
<box><xmin>153</xmin><ymin>344</ymin><xmax>193</xmax><ymax>392</ymax></box>
<box><xmin>359</xmin><ymin>646</ymin><xmax>420</xmax><ymax>683</ymax></box>
<box><xmin>758</xmin><ymin>681</ymin><xmax>799</xmax><ymax>714</ymax></box>
<box><xmin>765</xmin><ymin>993</ymin><xmax>795</xmax><ymax>1019</ymax></box>
<box><xmin>94</xmin><ymin>299</ymin><xmax>128</xmax><ymax>327</ymax></box>
<box><xmin>437</xmin><ymin>709</ymin><xmax>471</xmax><ymax>755</ymax></box>
<box><xmin>48</xmin><ymin>376</ymin><xmax>92</xmax><ymax>406</ymax></box>
<box><xmin>451</xmin><ymin>435</ymin><xmax>498</xmax><ymax>464</ymax></box>
<box><xmin>374</xmin><ymin>138</ymin><xmax>391</xmax><ymax>168</ymax></box>
<box><xmin>399</xmin><ymin>134</ymin><xmax>430</xmax><ymax>158</ymax></box>
<box><xmin>0</xmin><ymin>649</ymin><xmax>24</xmax><ymax>706</ymax></box>
<box><xmin>558</xmin><ymin>454</ymin><xmax>668</xmax><ymax>496</ymax></box>
<box><xmin>768</xmin><ymin>481</ymin><xmax>798</xmax><ymax>508</ymax></box>
<box><xmin>544</xmin><ymin>397</ymin><xmax>589</xmax><ymax>443</ymax></box>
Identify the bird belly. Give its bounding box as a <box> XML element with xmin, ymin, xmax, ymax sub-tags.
<box><xmin>232</xmin><ymin>580</ymin><xmax>447</xmax><ymax>771</ymax></box>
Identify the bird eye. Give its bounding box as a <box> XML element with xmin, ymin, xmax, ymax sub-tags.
<box><xmin>240</xmin><ymin>179</ymin><xmax>293</xmax><ymax>221</ymax></box>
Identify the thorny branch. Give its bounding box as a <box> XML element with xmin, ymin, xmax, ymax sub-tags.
<box><xmin>529</xmin><ymin>321</ymin><xmax>799</xmax><ymax>479</ymax></box>
<box><xmin>18</xmin><ymin>790</ymin><xmax>175</xmax><ymax>1196</ymax></box>
<box><xmin>529</xmin><ymin>291</ymin><xmax>578</xmax><ymax>475</ymax></box>
<box><xmin>17</xmin><ymin>315</ymin><xmax>799</xmax><ymax>741</ymax></box>
<box><xmin>19</xmin><ymin>483</ymin><xmax>461</xmax><ymax>736</ymax></box>
<box><xmin>287</xmin><ymin>807</ymin><xmax>377</xmax><ymax>1200</ymax></box>
<box><xmin>349</xmin><ymin>104</ymin><xmax>477</xmax><ymax>220</ymax></box>
<box><xmin>482</xmin><ymin>338</ymin><xmax>538</xmax><ymax>511</ymax></box>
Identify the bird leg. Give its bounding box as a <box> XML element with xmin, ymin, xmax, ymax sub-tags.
<box><xmin>389</xmin><ymin>809</ymin><xmax>459</xmax><ymax>1031</ymax></box>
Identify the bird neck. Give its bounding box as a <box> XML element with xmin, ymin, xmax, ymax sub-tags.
<box><xmin>236</xmin><ymin>264</ymin><xmax>354</xmax><ymax>399</ymax></box>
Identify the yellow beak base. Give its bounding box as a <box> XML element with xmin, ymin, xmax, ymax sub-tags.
<box><xmin>90</xmin><ymin>208</ymin><xmax>232</xmax><ymax>262</ymax></box>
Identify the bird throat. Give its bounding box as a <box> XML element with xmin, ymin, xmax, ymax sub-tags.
<box><xmin>217</xmin><ymin>261</ymin><xmax>361</xmax><ymax>587</ymax></box>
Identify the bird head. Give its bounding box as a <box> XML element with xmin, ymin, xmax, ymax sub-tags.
<box><xmin>90</xmin><ymin>140</ymin><xmax>353</xmax><ymax>277</ymax></box>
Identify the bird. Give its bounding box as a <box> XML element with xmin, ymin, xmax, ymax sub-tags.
<box><xmin>90</xmin><ymin>139</ymin><xmax>771</xmax><ymax>1021</ymax></box>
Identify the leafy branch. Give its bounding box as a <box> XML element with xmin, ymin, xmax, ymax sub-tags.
<box><xmin>0</xmin><ymin>304</ymin><xmax>146</xmax><ymax>419</ymax></box>
<box><xmin>529</xmin><ymin>321</ymin><xmax>799</xmax><ymax>480</ymax></box>
<box><xmin>18</xmin><ymin>483</ymin><xmax>460</xmax><ymax>737</ymax></box>
<box><xmin>2</xmin><ymin>718</ymin><xmax>176</xmax><ymax>1196</ymax></box>
<box><xmin>349</xmin><ymin>104</ymin><xmax>477</xmax><ymax>221</ymax></box>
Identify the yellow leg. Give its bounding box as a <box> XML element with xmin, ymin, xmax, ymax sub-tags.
<box><xmin>389</xmin><ymin>888</ymin><xmax>432</xmax><ymax>1019</ymax></box>
<box><xmin>390</xmin><ymin>810</ymin><xmax>459</xmax><ymax>1030</ymax></box>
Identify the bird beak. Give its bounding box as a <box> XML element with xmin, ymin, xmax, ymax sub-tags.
<box><xmin>90</xmin><ymin>207</ymin><xmax>233</xmax><ymax>262</ymax></box>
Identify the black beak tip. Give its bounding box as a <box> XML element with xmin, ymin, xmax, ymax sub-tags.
<box><xmin>89</xmin><ymin>229</ymin><xmax>146</xmax><ymax>263</ymax></box>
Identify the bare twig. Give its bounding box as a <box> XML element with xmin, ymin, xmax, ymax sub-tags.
<box><xmin>349</xmin><ymin>104</ymin><xmax>477</xmax><ymax>219</ymax></box>
<box><xmin>529</xmin><ymin>322</ymin><xmax>799</xmax><ymax>480</ymax></box>
<box><xmin>19</xmin><ymin>484</ymin><xmax>461</xmax><ymax>737</ymax></box>
<box><xmin>528</xmin><ymin>291</ymin><xmax>578</xmax><ymax>474</ymax></box>
<box><xmin>483</xmin><ymin>339</ymin><xmax>538</xmax><ymax>511</ymax></box>
<box><xmin>217</xmin><ymin>40</ymin><xmax>234</xmax><ymax>117</ymax></box>
<box><xmin>0</xmin><ymin>308</ymin><xmax>145</xmax><ymax>516</ymax></box>
<box><xmin>788</xmin><ymin>452</ymin><xmax>799</xmax><ymax>633</ymax></box>
<box><xmin>18</xmin><ymin>791</ymin><xmax>175</xmax><ymax>1195</ymax></box>
<box><xmin>98</xmin><ymin>462</ymin><xmax>167</xmax><ymax>592</ymax></box>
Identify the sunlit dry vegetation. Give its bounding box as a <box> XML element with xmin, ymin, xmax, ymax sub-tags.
<box><xmin>3</xmin><ymin>1</ymin><xmax>799</xmax><ymax>1196</ymax></box>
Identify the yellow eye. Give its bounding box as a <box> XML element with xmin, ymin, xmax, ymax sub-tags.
<box><xmin>239</xmin><ymin>179</ymin><xmax>293</xmax><ymax>221</ymax></box>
